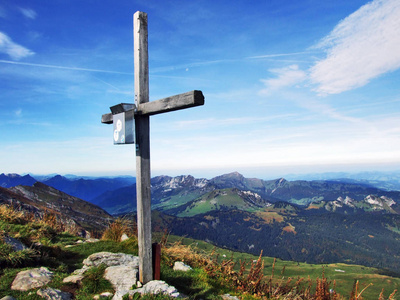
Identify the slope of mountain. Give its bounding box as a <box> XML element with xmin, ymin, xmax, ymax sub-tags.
<box><xmin>41</xmin><ymin>174</ymin><xmax>136</xmax><ymax>202</ymax></box>
<box><xmin>165</xmin><ymin>188</ymin><xmax>271</xmax><ymax>217</ymax></box>
<box><xmin>0</xmin><ymin>182</ymin><xmax>112</xmax><ymax>234</ymax></box>
<box><xmin>0</xmin><ymin>173</ymin><xmax>37</xmax><ymax>188</ymax></box>
<box><xmin>146</xmin><ymin>207</ymin><xmax>400</xmax><ymax>274</ymax></box>
<box><xmin>95</xmin><ymin>175</ymin><xmax>213</xmax><ymax>214</ymax></box>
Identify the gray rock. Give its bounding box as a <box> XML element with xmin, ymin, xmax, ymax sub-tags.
<box><xmin>173</xmin><ymin>261</ymin><xmax>192</xmax><ymax>272</ymax></box>
<box><xmin>83</xmin><ymin>252</ymin><xmax>139</xmax><ymax>268</ymax></box>
<box><xmin>86</xmin><ymin>238</ymin><xmax>100</xmax><ymax>243</ymax></box>
<box><xmin>11</xmin><ymin>267</ymin><xmax>54</xmax><ymax>291</ymax></box>
<box><xmin>134</xmin><ymin>280</ymin><xmax>180</xmax><ymax>297</ymax></box>
<box><xmin>62</xmin><ymin>274</ymin><xmax>84</xmax><ymax>284</ymax></box>
<box><xmin>37</xmin><ymin>288</ymin><xmax>72</xmax><ymax>300</ymax></box>
<box><xmin>94</xmin><ymin>293</ymin><xmax>113</xmax><ymax>300</ymax></box>
<box><xmin>72</xmin><ymin>265</ymin><xmax>90</xmax><ymax>276</ymax></box>
<box><xmin>1</xmin><ymin>296</ymin><xmax>17</xmax><ymax>300</ymax></box>
<box><xmin>3</xmin><ymin>235</ymin><xmax>27</xmax><ymax>251</ymax></box>
<box><xmin>222</xmin><ymin>294</ymin><xmax>240</xmax><ymax>300</ymax></box>
<box><xmin>104</xmin><ymin>265</ymin><xmax>138</xmax><ymax>292</ymax></box>
<box><xmin>113</xmin><ymin>280</ymin><xmax>180</xmax><ymax>300</ymax></box>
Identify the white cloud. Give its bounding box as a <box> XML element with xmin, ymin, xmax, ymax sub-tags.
<box><xmin>0</xmin><ymin>32</ymin><xmax>35</xmax><ymax>60</ymax></box>
<box><xmin>310</xmin><ymin>0</ymin><xmax>400</xmax><ymax>94</ymax></box>
<box><xmin>259</xmin><ymin>65</ymin><xmax>306</xmax><ymax>94</ymax></box>
<box><xmin>19</xmin><ymin>7</ymin><xmax>37</xmax><ymax>19</ymax></box>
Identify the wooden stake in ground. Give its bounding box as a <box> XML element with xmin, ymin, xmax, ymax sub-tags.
<box><xmin>102</xmin><ymin>11</ymin><xmax>204</xmax><ymax>284</ymax></box>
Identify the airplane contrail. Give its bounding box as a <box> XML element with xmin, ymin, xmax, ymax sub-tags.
<box><xmin>0</xmin><ymin>59</ymin><xmax>133</xmax><ymax>75</ymax></box>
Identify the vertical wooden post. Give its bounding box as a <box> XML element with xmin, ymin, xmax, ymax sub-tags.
<box><xmin>134</xmin><ymin>11</ymin><xmax>153</xmax><ymax>283</ymax></box>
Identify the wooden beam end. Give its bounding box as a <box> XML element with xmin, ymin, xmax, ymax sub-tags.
<box><xmin>193</xmin><ymin>90</ymin><xmax>205</xmax><ymax>106</ymax></box>
<box><xmin>101</xmin><ymin>113</ymin><xmax>113</xmax><ymax>124</ymax></box>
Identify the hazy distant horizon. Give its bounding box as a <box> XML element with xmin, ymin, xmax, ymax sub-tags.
<box><xmin>1</xmin><ymin>1</ymin><xmax>400</xmax><ymax>180</ymax></box>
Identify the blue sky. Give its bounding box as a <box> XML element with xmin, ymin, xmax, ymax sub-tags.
<box><xmin>1</xmin><ymin>0</ymin><xmax>400</xmax><ymax>179</ymax></box>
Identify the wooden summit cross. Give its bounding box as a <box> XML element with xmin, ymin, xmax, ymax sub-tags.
<box><xmin>101</xmin><ymin>11</ymin><xmax>204</xmax><ymax>283</ymax></box>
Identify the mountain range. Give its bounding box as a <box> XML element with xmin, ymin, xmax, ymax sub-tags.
<box><xmin>0</xmin><ymin>173</ymin><xmax>135</xmax><ymax>202</ymax></box>
<box><xmin>92</xmin><ymin>171</ymin><xmax>400</xmax><ymax>215</ymax></box>
<box><xmin>2</xmin><ymin>171</ymin><xmax>400</xmax><ymax>274</ymax></box>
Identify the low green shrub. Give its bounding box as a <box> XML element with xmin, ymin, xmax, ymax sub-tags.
<box><xmin>75</xmin><ymin>264</ymin><xmax>114</xmax><ymax>299</ymax></box>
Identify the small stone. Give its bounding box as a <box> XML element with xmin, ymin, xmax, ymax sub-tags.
<box><xmin>120</xmin><ymin>233</ymin><xmax>129</xmax><ymax>242</ymax></box>
<box><xmin>100</xmin><ymin>292</ymin><xmax>113</xmax><ymax>298</ymax></box>
<box><xmin>11</xmin><ymin>267</ymin><xmax>54</xmax><ymax>291</ymax></box>
<box><xmin>1</xmin><ymin>296</ymin><xmax>17</xmax><ymax>300</ymax></box>
<box><xmin>136</xmin><ymin>281</ymin><xmax>142</xmax><ymax>288</ymax></box>
<box><xmin>222</xmin><ymin>294</ymin><xmax>240</xmax><ymax>300</ymax></box>
<box><xmin>3</xmin><ymin>236</ymin><xmax>27</xmax><ymax>251</ymax></box>
<box><xmin>37</xmin><ymin>288</ymin><xmax>72</xmax><ymax>300</ymax></box>
<box><xmin>173</xmin><ymin>261</ymin><xmax>192</xmax><ymax>272</ymax></box>
<box><xmin>137</xmin><ymin>280</ymin><xmax>180</xmax><ymax>297</ymax></box>
<box><xmin>63</xmin><ymin>274</ymin><xmax>84</xmax><ymax>284</ymax></box>
<box><xmin>86</xmin><ymin>238</ymin><xmax>100</xmax><ymax>243</ymax></box>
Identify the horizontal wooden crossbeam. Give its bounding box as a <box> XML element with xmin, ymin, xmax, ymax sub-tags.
<box><xmin>136</xmin><ymin>90</ymin><xmax>204</xmax><ymax>116</ymax></box>
<box><xmin>101</xmin><ymin>90</ymin><xmax>204</xmax><ymax>124</ymax></box>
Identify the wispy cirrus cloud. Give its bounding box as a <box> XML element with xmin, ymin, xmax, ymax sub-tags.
<box><xmin>0</xmin><ymin>32</ymin><xmax>35</xmax><ymax>60</ymax></box>
<box><xmin>19</xmin><ymin>7</ymin><xmax>37</xmax><ymax>19</ymax></box>
<box><xmin>310</xmin><ymin>0</ymin><xmax>400</xmax><ymax>95</ymax></box>
<box><xmin>259</xmin><ymin>64</ymin><xmax>306</xmax><ymax>95</ymax></box>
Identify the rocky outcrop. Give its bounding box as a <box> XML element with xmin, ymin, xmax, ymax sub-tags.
<box><xmin>82</xmin><ymin>251</ymin><xmax>139</xmax><ymax>268</ymax></box>
<box><xmin>0</xmin><ymin>183</ymin><xmax>113</xmax><ymax>234</ymax></box>
<box><xmin>113</xmin><ymin>280</ymin><xmax>180</xmax><ymax>300</ymax></box>
<box><xmin>37</xmin><ymin>288</ymin><xmax>72</xmax><ymax>300</ymax></box>
<box><xmin>104</xmin><ymin>265</ymin><xmax>139</xmax><ymax>292</ymax></box>
<box><xmin>8</xmin><ymin>252</ymin><xmax>185</xmax><ymax>299</ymax></box>
<box><xmin>67</xmin><ymin>252</ymin><xmax>180</xmax><ymax>300</ymax></box>
<box><xmin>11</xmin><ymin>267</ymin><xmax>54</xmax><ymax>291</ymax></box>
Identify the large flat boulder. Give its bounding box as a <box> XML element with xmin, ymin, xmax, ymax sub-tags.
<box><xmin>83</xmin><ymin>252</ymin><xmax>139</xmax><ymax>268</ymax></box>
<box><xmin>11</xmin><ymin>267</ymin><xmax>53</xmax><ymax>291</ymax></box>
<box><xmin>104</xmin><ymin>265</ymin><xmax>138</xmax><ymax>292</ymax></box>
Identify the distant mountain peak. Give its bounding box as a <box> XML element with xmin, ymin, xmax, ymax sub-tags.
<box><xmin>225</xmin><ymin>171</ymin><xmax>244</xmax><ymax>178</ymax></box>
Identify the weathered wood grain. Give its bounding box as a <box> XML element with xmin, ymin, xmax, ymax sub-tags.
<box><xmin>136</xmin><ymin>90</ymin><xmax>204</xmax><ymax>116</ymax></box>
<box><xmin>134</xmin><ymin>11</ymin><xmax>153</xmax><ymax>284</ymax></box>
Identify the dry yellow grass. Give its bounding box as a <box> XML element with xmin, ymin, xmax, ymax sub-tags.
<box><xmin>101</xmin><ymin>217</ymin><xmax>137</xmax><ymax>242</ymax></box>
<box><xmin>256</xmin><ymin>211</ymin><xmax>285</xmax><ymax>224</ymax></box>
<box><xmin>282</xmin><ymin>223</ymin><xmax>297</xmax><ymax>234</ymax></box>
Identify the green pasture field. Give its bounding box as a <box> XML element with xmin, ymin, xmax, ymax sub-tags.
<box><xmin>163</xmin><ymin>234</ymin><xmax>400</xmax><ymax>299</ymax></box>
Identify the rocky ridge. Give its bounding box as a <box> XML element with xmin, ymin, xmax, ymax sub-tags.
<box><xmin>0</xmin><ymin>182</ymin><xmax>113</xmax><ymax>234</ymax></box>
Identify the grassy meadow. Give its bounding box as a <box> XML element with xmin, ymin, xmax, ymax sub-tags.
<box><xmin>1</xmin><ymin>204</ymin><xmax>399</xmax><ymax>299</ymax></box>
